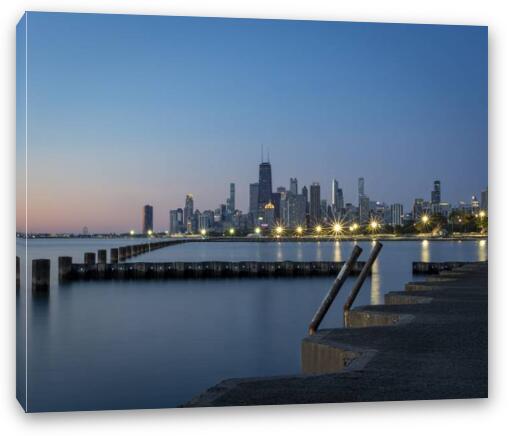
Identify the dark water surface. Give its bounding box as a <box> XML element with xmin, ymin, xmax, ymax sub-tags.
<box><xmin>16</xmin><ymin>238</ymin><xmax>487</xmax><ymax>411</ymax></box>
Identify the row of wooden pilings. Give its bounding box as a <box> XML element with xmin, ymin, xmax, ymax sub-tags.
<box><xmin>21</xmin><ymin>240</ymin><xmax>185</xmax><ymax>291</ymax></box>
<box><xmin>61</xmin><ymin>261</ymin><xmax>367</xmax><ymax>281</ymax></box>
<box><xmin>412</xmin><ymin>261</ymin><xmax>482</xmax><ymax>274</ymax></box>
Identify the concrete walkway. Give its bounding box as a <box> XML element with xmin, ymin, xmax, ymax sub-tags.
<box><xmin>184</xmin><ymin>262</ymin><xmax>487</xmax><ymax>407</ymax></box>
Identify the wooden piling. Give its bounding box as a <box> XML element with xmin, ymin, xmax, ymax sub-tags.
<box><xmin>308</xmin><ymin>246</ymin><xmax>363</xmax><ymax>335</ymax></box>
<box><xmin>16</xmin><ymin>256</ymin><xmax>20</xmax><ymax>289</ymax></box>
<box><xmin>97</xmin><ymin>249</ymin><xmax>107</xmax><ymax>264</ymax></box>
<box><xmin>32</xmin><ymin>259</ymin><xmax>50</xmax><ymax>291</ymax></box>
<box><xmin>58</xmin><ymin>256</ymin><xmax>73</xmax><ymax>281</ymax></box>
<box><xmin>110</xmin><ymin>248</ymin><xmax>119</xmax><ymax>264</ymax></box>
<box><xmin>84</xmin><ymin>252</ymin><xmax>96</xmax><ymax>265</ymax></box>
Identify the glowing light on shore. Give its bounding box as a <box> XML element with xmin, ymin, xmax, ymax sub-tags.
<box><xmin>254</xmin><ymin>227</ymin><xmax>261</xmax><ymax>235</ymax></box>
<box><xmin>315</xmin><ymin>225</ymin><xmax>322</xmax><ymax>235</ymax></box>
<box><xmin>421</xmin><ymin>215</ymin><xmax>430</xmax><ymax>224</ymax></box>
<box><xmin>200</xmin><ymin>228</ymin><xmax>207</xmax><ymax>236</ymax></box>
<box><xmin>296</xmin><ymin>226</ymin><xmax>303</xmax><ymax>235</ymax></box>
<box><xmin>369</xmin><ymin>220</ymin><xmax>380</xmax><ymax>231</ymax></box>
<box><xmin>129</xmin><ymin>229</ymin><xmax>135</xmax><ymax>236</ymax></box>
<box><xmin>147</xmin><ymin>229</ymin><xmax>153</xmax><ymax>236</ymax></box>
<box><xmin>229</xmin><ymin>228</ymin><xmax>235</xmax><ymax>235</ymax></box>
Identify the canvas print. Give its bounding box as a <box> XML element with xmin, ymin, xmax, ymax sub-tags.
<box><xmin>16</xmin><ymin>12</ymin><xmax>488</xmax><ymax>412</ymax></box>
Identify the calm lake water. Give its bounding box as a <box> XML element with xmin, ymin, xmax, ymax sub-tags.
<box><xmin>16</xmin><ymin>238</ymin><xmax>487</xmax><ymax>412</ymax></box>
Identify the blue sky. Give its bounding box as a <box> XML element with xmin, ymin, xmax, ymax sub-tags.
<box><xmin>17</xmin><ymin>12</ymin><xmax>487</xmax><ymax>232</ymax></box>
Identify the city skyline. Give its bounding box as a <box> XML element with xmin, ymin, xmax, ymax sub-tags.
<box><xmin>16</xmin><ymin>13</ymin><xmax>487</xmax><ymax>233</ymax></box>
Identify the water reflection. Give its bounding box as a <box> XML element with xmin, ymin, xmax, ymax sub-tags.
<box><xmin>478</xmin><ymin>239</ymin><xmax>487</xmax><ymax>262</ymax></box>
<box><xmin>333</xmin><ymin>241</ymin><xmax>342</xmax><ymax>262</ymax></box>
<box><xmin>276</xmin><ymin>242</ymin><xmax>283</xmax><ymax>261</ymax></box>
<box><xmin>370</xmin><ymin>258</ymin><xmax>381</xmax><ymax>305</ymax></box>
<box><xmin>421</xmin><ymin>240</ymin><xmax>430</xmax><ymax>263</ymax></box>
<box><xmin>315</xmin><ymin>242</ymin><xmax>322</xmax><ymax>261</ymax></box>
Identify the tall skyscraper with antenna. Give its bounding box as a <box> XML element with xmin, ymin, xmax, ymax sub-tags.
<box><xmin>258</xmin><ymin>147</ymin><xmax>273</xmax><ymax>212</ymax></box>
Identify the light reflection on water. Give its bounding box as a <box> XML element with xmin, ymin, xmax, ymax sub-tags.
<box><xmin>370</xmin><ymin>258</ymin><xmax>381</xmax><ymax>305</ymax></box>
<box><xmin>421</xmin><ymin>240</ymin><xmax>430</xmax><ymax>263</ymax></box>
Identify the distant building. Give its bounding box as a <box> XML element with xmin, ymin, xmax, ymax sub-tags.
<box><xmin>320</xmin><ymin>199</ymin><xmax>328</xmax><ymax>220</ymax></box>
<box><xmin>431</xmin><ymin>180</ymin><xmax>441</xmax><ymax>205</ymax></box>
<box><xmin>263</xmin><ymin>201</ymin><xmax>275</xmax><ymax>227</ymax></box>
<box><xmin>227</xmin><ymin>183</ymin><xmax>235</xmax><ymax>214</ymax></box>
<box><xmin>184</xmin><ymin>195</ymin><xmax>194</xmax><ymax>232</ymax></box>
<box><xmin>358</xmin><ymin>177</ymin><xmax>365</xmax><ymax>200</ymax></box>
<box><xmin>258</xmin><ymin>161</ymin><xmax>273</xmax><ymax>212</ymax></box>
<box><xmin>169</xmin><ymin>208</ymin><xmax>183</xmax><ymax>234</ymax></box>
<box><xmin>471</xmin><ymin>195</ymin><xmax>480</xmax><ymax>213</ymax></box>
<box><xmin>481</xmin><ymin>188</ymin><xmax>488</xmax><ymax>212</ymax></box>
<box><xmin>391</xmin><ymin>203</ymin><xmax>404</xmax><ymax>227</ymax></box>
<box><xmin>142</xmin><ymin>205</ymin><xmax>153</xmax><ymax>234</ymax></box>
<box><xmin>413</xmin><ymin>198</ymin><xmax>424</xmax><ymax>220</ymax></box>
<box><xmin>290</xmin><ymin>178</ymin><xmax>298</xmax><ymax>195</ymax></box>
<box><xmin>359</xmin><ymin>196</ymin><xmax>370</xmax><ymax>224</ymax></box>
<box><xmin>281</xmin><ymin>192</ymin><xmax>306</xmax><ymax>227</ymax></box>
<box><xmin>249</xmin><ymin>183</ymin><xmax>259</xmax><ymax>216</ymax></box>
<box><xmin>332</xmin><ymin>179</ymin><xmax>344</xmax><ymax>217</ymax></box>
<box><xmin>310</xmin><ymin>183</ymin><xmax>321</xmax><ymax>223</ymax></box>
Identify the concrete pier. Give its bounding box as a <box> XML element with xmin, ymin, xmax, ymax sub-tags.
<box><xmin>185</xmin><ymin>262</ymin><xmax>488</xmax><ymax>407</ymax></box>
<box><xmin>63</xmin><ymin>261</ymin><xmax>366</xmax><ymax>281</ymax></box>
<box><xmin>32</xmin><ymin>259</ymin><xmax>50</xmax><ymax>291</ymax></box>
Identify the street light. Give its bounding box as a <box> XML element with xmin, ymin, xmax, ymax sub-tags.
<box><xmin>200</xmin><ymin>228</ymin><xmax>207</xmax><ymax>236</ymax></box>
<box><xmin>147</xmin><ymin>229</ymin><xmax>153</xmax><ymax>236</ymax></box>
<box><xmin>129</xmin><ymin>229</ymin><xmax>135</xmax><ymax>236</ymax></box>
<box><xmin>229</xmin><ymin>228</ymin><xmax>235</xmax><ymax>235</ymax></box>
<box><xmin>275</xmin><ymin>225</ymin><xmax>284</xmax><ymax>236</ymax></box>
<box><xmin>369</xmin><ymin>220</ymin><xmax>380</xmax><ymax>232</ymax></box>
<box><xmin>421</xmin><ymin>215</ymin><xmax>430</xmax><ymax>224</ymax></box>
<box><xmin>479</xmin><ymin>210</ymin><xmax>486</xmax><ymax>219</ymax></box>
<box><xmin>254</xmin><ymin>227</ymin><xmax>261</xmax><ymax>235</ymax></box>
<box><xmin>315</xmin><ymin>225</ymin><xmax>322</xmax><ymax>236</ymax></box>
<box><xmin>296</xmin><ymin>226</ymin><xmax>303</xmax><ymax>236</ymax></box>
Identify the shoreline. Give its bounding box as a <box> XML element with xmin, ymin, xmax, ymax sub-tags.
<box><xmin>16</xmin><ymin>235</ymin><xmax>487</xmax><ymax>242</ymax></box>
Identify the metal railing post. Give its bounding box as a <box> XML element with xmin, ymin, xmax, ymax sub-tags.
<box><xmin>308</xmin><ymin>245</ymin><xmax>363</xmax><ymax>335</ymax></box>
<box><xmin>343</xmin><ymin>241</ymin><xmax>383</xmax><ymax>327</ymax></box>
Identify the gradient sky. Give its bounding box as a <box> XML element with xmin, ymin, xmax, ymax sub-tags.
<box><xmin>16</xmin><ymin>12</ymin><xmax>487</xmax><ymax>233</ymax></box>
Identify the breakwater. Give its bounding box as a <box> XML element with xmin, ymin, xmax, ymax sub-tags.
<box><xmin>412</xmin><ymin>261</ymin><xmax>481</xmax><ymax>274</ymax></box>
<box><xmin>59</xmin><ymin>260</ymin><xmax>367</xmax><ymax>281</ymax></box>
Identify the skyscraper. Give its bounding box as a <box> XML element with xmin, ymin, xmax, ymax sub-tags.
<box><xmin>310</xmin><ymin>182</ymin><xmax>321</xmax><ymax>223</ymax></box>
<box><xmin>358</xmin><ymin>177</ymin><xmax>365</xmax><ymax>200</ymax></box>
<box><xmin>332</xmin><ymin>178</ymin><xmax>339</xmax><ymax>212</ymax></box>
<box><xmin>249</xmin><ymin>183</ymin><xmax>259</xmax><ymax>215</ymax></box>
<box><xmin>481</xmin><ymin>188</ymin><xmax>488</xmax><ymax>212</ymax></box>
<box><xmin>290</xmin><ymin>178</ymin><xmax>298</xmax><ymax>195</ymax></box>
<box><xmin>142</xmin><ymin>204</ymin><xmax>153</xmax><ymax>234</ymax></box>
<box><xmin>390</xmin><ymin>203</ymin><xmax>404</xmax><ymax>227</ymax></box>
<box><xmin>431</xmin><ymin>180</ymin><xmax>441</xmax><ymax>204</ymax></box>
<box><xmin>169</xmin><ymin>208</ymin><xmax>183</xmax><ymax>234</ymax></box>
<box><xmin>184</xmin><ymin>194</ymin><xmax>194</xmax><ymax>229</ymax></box>
<box><xmin>227</xmin><ymin>183</ymin><xmax>235</xmax><ymax>214</ymax></box>
<box><xmin>359</xmin><ymin>196</ymin><xmax>370</xmax><ymax>224</ymax></box>
<box><xmin>332</xmin><ymin>179</ymin><xmax>344</xmax><ymax>217</ymax></box>
<box><xmin>258</xmin><ymin>161</ymin><xmax>273</xmax><ymax>211</ymax></box>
